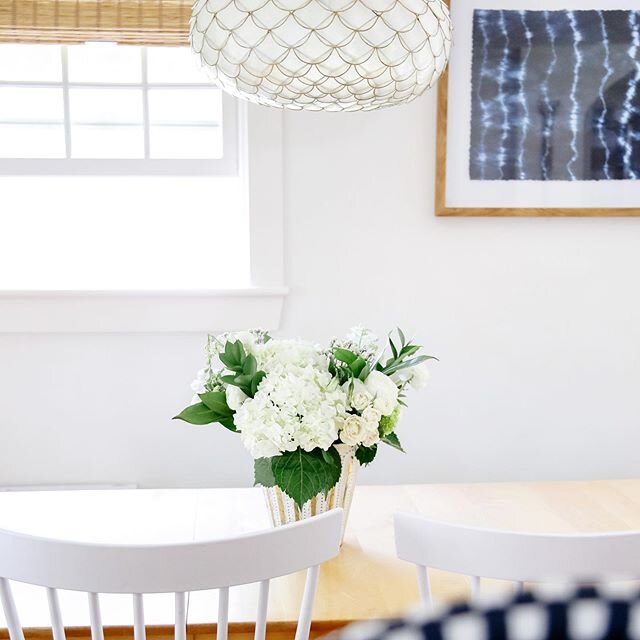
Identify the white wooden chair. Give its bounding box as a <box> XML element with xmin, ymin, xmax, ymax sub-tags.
<box><xmin>0</xmin><ymin>508</ymin><xmax>343</xmax><ymax>640</ymax></box>
<box><xmin>394</xmin><ymin>512</ymin><xmax>640</xmax><ymax>605</ymax></box>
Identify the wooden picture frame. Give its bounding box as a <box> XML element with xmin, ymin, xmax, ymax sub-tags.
<box><xmin>435</xmin><ymin>3</ymin><xmax>640</xmax><ymax>217</ymax></box>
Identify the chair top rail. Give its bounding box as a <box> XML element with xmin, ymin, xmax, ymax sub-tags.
<box><xmin>0</xmin><ymin>509</ymin><xmax>343</xmax><ymax>594</ymax></box>
<box><xmin>394</xmin><ymin>512</ymin><xmax>640</xmax><ymax>583</ymax></box>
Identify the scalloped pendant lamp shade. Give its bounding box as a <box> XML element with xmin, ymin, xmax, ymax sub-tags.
<box><xmin>190</xmin><ymin>0</ymin><xmax>452</xmax><ymax>111</ymax></box>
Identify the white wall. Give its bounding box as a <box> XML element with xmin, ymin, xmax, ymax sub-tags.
<box><xmin>2</xmin><ymin>89</ymin><xmax>640</xmax><ymax>488</ymax></box>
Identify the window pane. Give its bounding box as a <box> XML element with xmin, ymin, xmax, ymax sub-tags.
<box><xmin>148</xmin><ymin>88</ymin><xmax>222</xmax><ymax>124</ymax></box>
<box><xmin>71</xmin><ymin>125</ymin><xmax>144</xmax><ymax>158</ymax></box>
<box><xmin>149</xmin><ymin>125</ymin><xmax>222</xmax><ymax>159</ymax></box>
<box><xmin>146</xmin><ymin>47</ymin><xmax>209</xmax><ymax>84</ymax></box>
<box><xmin>67</xmin><ymin>44</ymin><xmax>142</xmax><ymax>83</ymax></box>
<box><xmin>0</xmin><ymin>87</ymin><xmax>63</xmax><ymax>122</ymax></box>
<box><xmin>69</xmin><ymin>88</ymin><xmax>143</xmax><ymax>124</ymax></box>
<box><xmin>0</xmin><ymin>177</ymin><xmax>248</xmax><ymax>289</ymax></box>
<box><xmin>0</xmin><ymin>124</ymin><xmax>65</xmax><ymax>158</ymax></box>
<box><xmin>0</xmin><ymin>44</ymin><xmax>62</xmax><ymax>81</ymax></box>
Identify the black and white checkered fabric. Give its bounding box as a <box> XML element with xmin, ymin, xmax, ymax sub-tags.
<box><xmin>337</xmin><ymin>585</ymin><xmax>640</xmax><ymax>640</ymax></box>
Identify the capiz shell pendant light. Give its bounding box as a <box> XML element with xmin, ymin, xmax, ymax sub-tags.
<box><xmin>190</xmin><ymin>0</ymin><xmax>452</xmax><ymax>111</ymax></box>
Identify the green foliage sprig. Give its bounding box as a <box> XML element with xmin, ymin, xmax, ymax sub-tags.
<box><xmin>173</xmin><ymin>340</ymin><xmax>267</xmax><ymax>430</ymax></box>
<box><xmin>377</xmin><ymin>328</ymin><xmax>438</xmax><ymax>377</ymax></box>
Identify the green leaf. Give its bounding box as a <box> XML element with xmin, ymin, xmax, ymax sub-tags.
<box><xmin>254</xmin><ymin>458</ymin><xmax>276</xmax><ymax>487</ymax></box>
<box><xmin>382</xmin><ymin>431</ymin><xmax>404</xmax><ymax>452</ymax></box>
<box><xmin>250</xmin><ymin>370</ymin><xmax>266</xmax><ymax>396</ymax></box>
<box><xmin>243</xmin><ymin>354</ymin><xmax>257</xmax><ymax>376</ymax></box>
<box><xmin>173</xmin><ymin>402</ymin><xmax>217</xmax><ymax>425</ymax></box>
<box><xmin>219</xmin><ymin>349</ymin><xmax>242</xmax><ymax>372</ymax></box>
<box><xmin>384</xmin><ymin>355</ymin><xmax>438</xmax><ymax>375</ymax></box>
<box><xmin>220</xmin><ymin>340</ymin><xmax>247</xmax><ymax>373</ymax></box>
<box><xmin>198</xmin><ymin>391</ymin><xmax>233</xmax><ymax>417</ymax></box>
<box><xmin>358</xmin><ymin>363</ymin><xmax>371</xmax><ymax>382</ymax></box>
<box><xmin>271</xmin><ymin>448</ymin><xmax>342</xmax><ymax>508</ymax></box>
<box><xmin>397</xmin><ymin>327</ymin><xmax>406</xmax><ymax>346</ymax></box>
<box><xmin>389</xmin><ymin>337</ymin><xmax>398</xmax><ymax>360</ymax></box>
<box><xmin>334</xmin><ymin>348</ymin><xmax>358</xmax><ymax>365</ymax></box>
<box><xmin>399</xmin><ymin>345</ymin><xmax>420</xmax><ymax>359</ymax></box>
<box><xmin>355</xmin><ymin>445</ymin><xmax>377</xmax><ymax>466</ymax></box>
<box><xmin>350</xmin><ymin>356</ymin><xmax>367</xmax><ymax>378</ymax></box>
<box><xmin>219</xmin><ymin>416</ymin><xmax>238</xmax><ymax>432</ymax></box>
<box><xmin>233</xmin><ymin>374</ymin><xmax>253</xmax><ymax>388</ymax></box>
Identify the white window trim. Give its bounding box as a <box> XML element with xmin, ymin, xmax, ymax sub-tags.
<box><xmin>0</xmin><ymin>101</ymin><xmax>288</xmax><ymax>333</ymax></box>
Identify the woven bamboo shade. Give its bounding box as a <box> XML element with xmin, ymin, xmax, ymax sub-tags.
<box><xmin>0</xmin><ymin>0</ymin><xmax>191</xmax><ymax>45</ymax></box>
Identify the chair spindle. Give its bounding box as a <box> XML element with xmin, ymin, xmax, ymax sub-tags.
<box><xmin>470</xmin><ymin>576</ymin><xmax>480</xmax><ymax>601</ymax></box>
<box><xmin>0</xmin><ymin>578</ymin><xmax>25</xmax><ymax>640</ymax></box>
<box><xmin>174</xmin><ymin>592</ymin><xmax>186</xmax><ymax>640</ymax></box>
<box><xmin>415</xmin><ymin>565</ymin><xmax>431</xmax><ymax>606</ymax></box>
<box><xmin>133</xmin><ymin>594</ymin><xmax>146</xmax><ymax>640</ymax></box>
<box><xmin>217</xmin><ymin>586</ymin><xmax>229</xmax><ymax>640</ymax></box>
<box><xmin>254</xmin><ymin>579</ymin><xmax>270</xmax><ymax>640</ymax></box>
<box><xmin>294</xmin><ymin>565</ymin><xmax>320</xmax><ymax>640</ymax></box>
<box><xmin>46</xmin><ymin>587</ymin><xmax>66</xmax><ymax>640</ymax></box>
<box><xmin>88</xmin><ymin>593</ymin><xmax>104</xmax><ymax>640</ymax></box>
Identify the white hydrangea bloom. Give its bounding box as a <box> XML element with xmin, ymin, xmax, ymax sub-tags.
<box><xmin>364</xmin><ymin>371</ymin><xmax>399</xmax><ymax>416</ymax></box>
<box><xmin>234</xmin><ymin>340</ymin><xmax>348</xmax><ymax>459</ymax></box>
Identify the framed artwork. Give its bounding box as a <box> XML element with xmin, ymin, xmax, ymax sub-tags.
<box><xmin>436</xmin><ymin>0</ymin><xmax>640</xmax><ymax>216</ymax></box>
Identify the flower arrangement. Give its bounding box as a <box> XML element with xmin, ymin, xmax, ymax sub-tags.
<box><xmin>175</xmin><ymin>327</ymin><xmax>435</xmax><ymax>509</ymax></box>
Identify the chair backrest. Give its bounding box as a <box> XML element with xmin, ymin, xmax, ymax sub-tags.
<box><xmin>0</xmin><ymin>509</ymin><xmax>343</xmax><ymax>640</ymax></box>
<box><xmin>394</xmin><ymin>512</ymin><xmax>640</xmax><ymax>605</ymax></box>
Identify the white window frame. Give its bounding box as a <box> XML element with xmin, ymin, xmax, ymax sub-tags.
<box><xmin>0</xmin><ymin>45</ymin><xmax>237</xmax><ymax>175</ymax></box>
<box><xmin>0</xmin><ymin>101</ymin><xmax>287</xmax><ymax>333</ymax></box>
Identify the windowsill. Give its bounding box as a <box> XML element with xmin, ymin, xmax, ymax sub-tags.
<box><xmin>0</xmin><ymin>287</ymin><xmax>288</xmax><ymax>333</ymax></box>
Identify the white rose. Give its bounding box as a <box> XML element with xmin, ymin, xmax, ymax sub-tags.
<box><xmin>361</xmin><ymin>406</ymin><xmax>381</xmax><ymax>426</ymax></box>
<box><xmin>225</xmin><ymin>385</ymin><xmax>248</xmax><ymax>411</ymax></box>
<box><xmin>364</xmin><ymin>371</ymin><xmax>399</xmax><ymax>416</ymax></box>
<box><xmin>409</xmin><ymin>362</ymin><xmax>430</xmax><ymax>390</ymax></box>
<box><xmin>340</xmin><ymin>414</ymin><xmax>366</xmax><ymax>446</ymax></box>
<box><xmin>362</xmin><ymin>421</ymin><xmax>380</xmax><ymax>447</ymax></box>
<box><xmin>343</xmin><ymin>379</ymin><xmax>373</xmax><ymax>412</ymax></box>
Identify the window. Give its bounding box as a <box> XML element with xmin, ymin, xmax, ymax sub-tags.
<box><xmin>0</xmin><ymin>42</ymin><xmax>244</xmax><ymax>290</ymax></box>
<box><xmin>0</xmin><ymin>43</ymin><xmax>286</xmax><ymax>332</ymax></box>
<box><xmin>0</xmin><ymin>43</ymin><xmax>237</xmax><ymax>172</ymax></box>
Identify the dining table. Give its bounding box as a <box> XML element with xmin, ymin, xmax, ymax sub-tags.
<box><xmin>1</xmin><ymin>479</ymin><xmax>640</xmax><ymax>640</ymax></box>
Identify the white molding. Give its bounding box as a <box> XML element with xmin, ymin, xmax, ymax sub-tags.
<box><xmin>0</xmin><ymin>288</ymin><xmax>288</xmax><ymax>333</ymax></box>
<box><xmin>241</xmin><ymin>102</ymin><xmax>285</xmax><ymax>288</ymax></box>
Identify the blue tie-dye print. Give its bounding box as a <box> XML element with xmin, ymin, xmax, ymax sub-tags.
<box><xmin>469</xmin><ymin>9</ymin><xmax>640</xmax><ymax>181</ymax></box>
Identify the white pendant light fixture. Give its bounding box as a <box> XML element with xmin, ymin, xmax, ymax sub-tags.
<box><xmin>190</xmin><ymin>0</ymin><xmax>452</xmax><ymax>112</ymax></box>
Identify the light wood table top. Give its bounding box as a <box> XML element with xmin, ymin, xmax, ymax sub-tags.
<box><xmin>1</xmin><ymin>480</ymin><xmax>640</xmax><ymax>635</ymax></box>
